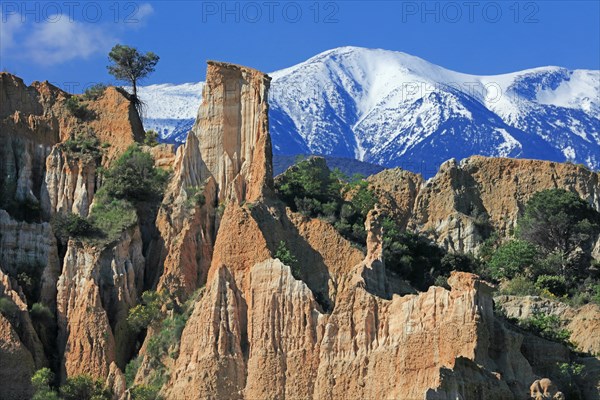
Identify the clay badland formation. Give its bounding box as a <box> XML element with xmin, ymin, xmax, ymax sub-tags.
<box><xmin>0</xmin><ymin>63</ymin><xmax>599</xmax><ymax>400</ymax></box>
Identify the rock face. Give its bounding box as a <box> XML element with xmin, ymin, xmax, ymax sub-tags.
<box><xmin>0</xmin><ymin>209</ymin><xmax>61</xmax><ymax>308</ymax></box>
<box><xmin>0</xmin><ymin>266</ymin><xmax>46</xmax><ymax>399</ymax></box>
<box><xmin>368</xmin><ymin>168</ymin><xmax>424</xmax><ymax>229</ymax></box>
<box><xmin>496</xmin><ymin>295</ymin><xmax>600</xmax><ymax>356</ymax></box>
<box><xmin>0</xmin><ymin>73</ymin><xmax>64</xmax><ymax>211</ymax></box>
<box><xmin>155</xmin><ymin>62</ymin><xmax>273</xmax><ymax>298</ymax></box>
<box><xmin>144</xmin><ymin>143</ymin><xmax>176</xmax><ymax>169</ymax></box>
<box><xmin>148</xmin><ymin>63</ymin><xmax>600</xmax><ymax>399</ymax></box>
<box><xmin>367</xmin><ymin>156</ymin><xmax>600</xmax><ymax>253</ymax></box>
<box><xmin>193</xmin><ymin>61</ymin><xmax>273</xmax><ymax>204</ymax></box>
<box><xmin>0</xmin><ymin>73</ymin><xmax>142</xmax><ymax>220</ymax></box>
<box><xmin>0</xmin><ymin>73</ymin><xmax>146</xmax><ymax>388</ymax></box>
<box><xmin>164</xmin><ymin>248</ymin><xmax>535</xmax><ymax>400</ymax></box>
<box><xmin>43</xmin><ymin>146</ymin><xmax>98</xmax><ymax>217</ymax></box>
<box><xmin>56</xmin><ymin>226</ymin><xmax>144</xmax><ymax>379</ymax></box>
<box><xmin>0</xmin><ymin>314</ymin><xmax>35</xmax><ymax>400</ymax></box>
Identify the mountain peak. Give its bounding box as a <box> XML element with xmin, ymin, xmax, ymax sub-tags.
<box><xmin>139</xmin><ymin>47</ymin><xmax>599</xmax><ymax>177</ymax></box>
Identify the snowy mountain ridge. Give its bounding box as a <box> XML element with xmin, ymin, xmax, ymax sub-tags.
<box><xmin>138</xmin><ymin>46</ymin><xmax>599</xmax><ymax>177</ymax></box>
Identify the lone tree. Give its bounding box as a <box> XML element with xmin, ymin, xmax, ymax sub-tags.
<box><xmin>107</xmin><ymin>44</ymin><xmax>159</xmax><ymax>100</ymax></box>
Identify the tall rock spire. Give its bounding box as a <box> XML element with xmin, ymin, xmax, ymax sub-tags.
<box><xmin>193</xmin><ymin>61</ymin><xmax>273</xmax><ymax>203</ymax></box>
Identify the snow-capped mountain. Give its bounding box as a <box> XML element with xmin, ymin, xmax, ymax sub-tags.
<box><xmin>138</xmin><ymin>47</ymin><xmax>600</xmax><ymax>177</ymax></box>
<box><xmin>138</xmin><ymin>81</ymin><xmax>203</xmax><ymax>144</ymax></box>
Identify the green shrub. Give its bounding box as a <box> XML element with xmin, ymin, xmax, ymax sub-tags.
<box><xmin>593</xmin><ymin>282</ymin><xmax>600</xmax><ymax>304</ymax></box>
<box><xmin>535</xmin><ymin>274</ymin><xmax>568</xmax><ymax>297</ymax></box>
<box><xmin>60</xmin><ymin>375</ymin><xmax>112</xmax><ymax>400</ymax></box>
<box><xmin>440</xmin><ymin>253</ymin><xmax>478</xmax><ymax>275</ymax></box>
<box><xmin>131</xmin><ymin>384</ymin><xmax>162</xmax><ymax>400</ymax></box>
<box><xmin>82</xmin><ymin>83</ymin><xmax>107</xmax><ymax>100</ymax></box>
<box><xmin>101</xmin><ymin>145</ymin><xmax>169</xmax><ymax>204</ymax></box>
<box><xmin>0</xmin><ymin>192</ymin><xmax>43</xmax><ymax>223</ymax></box>
<box><xmin>519</xmin><ymin>189</ymin><xmax>599</xmax><ymax>258</ymax></box>
<box><xmin>499</xmin><ymin>275</ymin><xmax>540</xmax><ymax>296</ymax></box>
<box><xmin>275</xmin><ymin>158</ymin><xmax>378</xmax><ymax>246</ymax></box>
<box><xmin>185</xmin><ymin>185</ymin><xmax>206</xmax><ymax>208</ymax></box>
<box><xmin>381</xmin><ymin>217</ymin><xmax>445</xmax><ymax>291</ymax></box>
<box><xmin>347</xmin><ymin>179</ymin><xmax>377</xmax><ymax>219</ymax></box>
<box><xmin>127</xmin><ymin>291</ymin><xmax>167</xmax><ymax>333</ymax></box>
<box><xmin>477</xmin><ymin>232</ymin><xmax>500</xmax><ymax>263</ymax></box>
<box><xmin>557</xmin><ymin>362</ymin><xmax>585</xmax><ymax>400</ymax></box>
<box><xmin>276</xmin><ymin>158</ymin><xmax>341</xmax><ymax>207</ymax></box>
<box><xmin>125</xmin><ymin>356</ymin><xmax>141</xmax><ymax>387</ymax></box>
<box><xmin>147</xmin><ymin>313</ymin><xmax>188</xmax><ymax>362</ymax></box>
<box><xmin>558</xmin><ymin>362</ymin><xmax>585</xmax><ymax>377</ymax></box>
<box><xmin>568</xmin><ymin>279</ymin><xmax>600</xmax><ymax>306</ymax></box>
<box><xmin>8</xmin><ymin>261</ymin><xmax>45</xmax><ymax>306</ymax></box>
<box><xmin>31</xmin><ymin>368</ymin><xmax>59</xmax><ymax>400</ymax></box>
<box><xmin>533</xmin><ymin>251</ymin><xmax>567</xmax><ymax>277</ymax></box>
<box><xmin>487</xmin><ymin>239</ymin><xmax>539</xmax><ymax>280</ymax></box>
<box><xmin>274</xmin><ymin>241</ymin><xmax>300</xmax><ymax>278</ymax></box>
<box><xmin>519</xmin><ymin>312</ymin><xmax>571</xmax><ymax>345</ymax></box>
<box><xmin>65</xmin><ymin>96</ymin><xmax>94</xmax><ymax>120</ymax></box>
<box><xmin>51</xmin><ymin>212</ymin><xmax>98</xmax><ymax>242</ymax></box>
<box><xmin>88</xmin><ymin>196</ymin><xmax>138</xmax><ymax>243</ymax></box>
<box><xmin>0</xmin><ymin>297</ymin><xmax>19</xmax><ymax>320</ymax></box>
<box><xmin>61</xmin><ymin>129</ymin><xmax>102</xmax><ymax>162</ymax></box>
<box><xmin>144</xmin><ymin>130</ymin><xmax>159</xmax><ymax>147</ymax></box>
<box><xmin>143</xmin><ymin>290</ymin><xmax>201</xmax><ymax>370</ymax></box>
<box><xmin>433</xmin><ymin>275</ymin><xmax>450</xmax><ymax>289</ymax></box>
<box><xmin>30</xmin><ymin>302</ymin><xmax>53</xmax><ymax>322</ymax></box>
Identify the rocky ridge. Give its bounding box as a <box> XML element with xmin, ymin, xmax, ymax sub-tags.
<box><xmin>366</xmin><ymin>156</ymin><xmax>600</xmax><ymax>253</ymax></box>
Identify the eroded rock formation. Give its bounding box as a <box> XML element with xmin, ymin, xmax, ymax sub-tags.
<box><xmin>0</xmin><ymin>72</ymin><xmax>146</xmax><ymax>392</ymax></box>
<box><xmin>0</xmin><ymin>266</ymin><xmax>45</xmax><ymax>399</ymax></box>
<box><xmin>155</xmin><ymin>62</ymin><xmax>273</xmax><ymax>299</ymax></box>
<box><xmin>366</xmin><ymin>156</ymin><xmax>600</xmax><ymax>253</ymax></box>
<box><xmin>43</xmin><ymin>146</ymin><xmax>98</xmax><ymax>217</ymax></box>
<box><xmin>1</xmin><ymin>63</ymin><xmax>599</xmax><ymax>400</ymax></box>
<box><xmin>193</xmin><ymin>61</ymin><xmax>273</xmax><ymax>204</ymax></box>
<box><xmin>0</xmin><ymin>73</ymin><xmax>142</xmax><ymax>219</ymax></box>
<box><xmin>56</xmin><ymin>226</ymin><xmax>144</xmax><ymax>379</ymax></box>
<box><xmin>147</xmin><ymin>62</ymin><xmax>599</xmax><ymax>399</ymax></box>
<box><xmin>496</xmin><ymin>295</ymin><xmax>600</xmax><ymax>356</ymax></box>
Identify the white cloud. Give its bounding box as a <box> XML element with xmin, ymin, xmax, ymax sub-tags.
<box><xmin>135</xmin><ymin>3</ymin><xmax>154</xmax><ymax>22</ymax></box>
<box><xmin>0</xmin><ymin>11</ymin><xmax>24</xmax><ymax>49</ymax></box>
<box><xmin>1</xmin><ymin>2</ymin><xmax>155</xmax><ymax>66</ymax></box>
<box><xmin>24</xmin><ymin>16</ymin><xmax>116</xmax><ymax>65</ymax></box>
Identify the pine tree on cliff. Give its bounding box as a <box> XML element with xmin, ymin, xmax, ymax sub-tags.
<box><xmin>107</xmin><ymin>44</ymin><xmax>159</xmax><ymax>107</ymax></box>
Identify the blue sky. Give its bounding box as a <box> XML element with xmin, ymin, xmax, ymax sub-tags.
<box><xmin>1</xmin><ymin>1</ymin><xmax>599</xmax><ymax>91</ymax></box>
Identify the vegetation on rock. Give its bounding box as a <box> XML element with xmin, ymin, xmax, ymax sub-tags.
<box><xmin>101</xmin><ymin>145</ymin><xmax>169</xmax><ymax>204</ymax></box>
<box><xmin>82</xmin><ymin>83</ymin><xmax>107</xmax><ymax>101</ymax></box>
<box><xmin>50</xmin><ymin>144</ymin><xmax>168</xmax><ymax>245</ymax></box>
<box><xmin>125</xmin><ymin>288</ymin><xmax>203</xmax><ymax>397</ymax></box>
<box><xmin>488</xmin><ymin>189</ymin><xmax>600</xmax><ymax>305</ymax></box>
<box><xmin>65</xmin><ymin>96</ymin><xmax>94</xmax><ymax>120</ymax></box>
<box><xmin>518</xmin><ymin>311</ymin><xmax>572</xmax><ymax>346</ymax></box>
<box><xmin>144</xmin><ymin>130</ymin><xmax>159</xmax><ymax>147</ymax></box>
<box><xmin>127</xmin><ymin>291</ymin><xmax>168</xmax><ymax>333</ymax></box>
<box><xmin>275</xmin><ymin>158</ymin><xmax>375</xmax><ymax>245</ymax></box>
<box><xmin>274</xmin><ymin>241</ymin><xmax>300</xmax><ymax>278</ymax></box>
<box><xmin>60</xmin><ymin>128</ymin><xmax>103</xmax><ymax>162</ymax></box>
<box><xmin>31</xmin><ymin>369</ymin><xmax>112</xmax><ymax>400</ymax></box>
<box><xmin>0</xmin><ymin>296</ymin><xmax>19</xmax><ymax>320</ymax></box>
